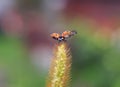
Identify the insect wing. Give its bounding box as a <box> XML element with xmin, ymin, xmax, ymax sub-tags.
<box><xmin>50</xmin><ymin>33</ymin><xmax>60</xmax><ymax>40</ymax></box>
<box><xmin>71</xmin><ymin>30</ymin><xmax>77</xmax><ymax>36</ymax></box>
<box><xmin>62</xmin><ymin>31</ymin><xmax>71</xmax><ymax>38</ymax></box>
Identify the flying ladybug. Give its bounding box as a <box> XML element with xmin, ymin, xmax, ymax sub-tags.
<box><xmin>50</xmin><ymin>30</ymin><xmax>77</xmax><ymax>42</ymax></box>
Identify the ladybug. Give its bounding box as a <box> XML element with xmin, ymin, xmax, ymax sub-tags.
<box><xmin>50</xmin><ymin>30</ymin><xmax>77</xmax><ymax>42</ymax></box>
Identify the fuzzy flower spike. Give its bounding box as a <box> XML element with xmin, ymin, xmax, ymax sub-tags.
<box><xmin>47</xmin><ymin>30</ymin><xmax>77</xmax><ymax>87</ymax></box>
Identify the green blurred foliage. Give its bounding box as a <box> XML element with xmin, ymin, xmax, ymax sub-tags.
<box><xmin>68</xmin><ymin>20</ymin><xmax>120</xmax><ymax>87</ymax></box>
<box><xmin>0</xmin><ymin>36</ymin><xmax>46</xmax><ymax>87</ymax></box>
<box><xmin>0</xmin><ymin>19</ymin><xmax>120</xmax><ymax>87</ymax></box>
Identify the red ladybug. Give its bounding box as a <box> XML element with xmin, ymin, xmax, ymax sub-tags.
<box><xmin>50</xmin><ymin>30</ymin><xmax>77</xmax><ymax>42</ymax></box>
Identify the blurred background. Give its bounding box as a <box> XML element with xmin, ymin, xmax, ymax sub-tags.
<box><xmin>0</xmin><ymin>0</ymin><xmax>120</xmax><ymax>87</ymax></box>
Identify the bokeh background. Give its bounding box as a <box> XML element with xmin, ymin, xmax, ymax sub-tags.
<box><xmin>0</xmin><ymin>0</ymin><xmax>120</xmax><ymax>87</ymax></box>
